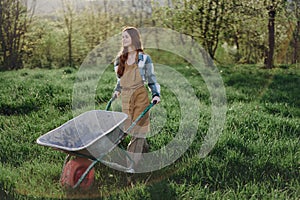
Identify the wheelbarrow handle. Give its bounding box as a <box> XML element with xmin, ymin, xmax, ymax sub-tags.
<box><xmin>105</xmin><ymin>96</ymin><xmax>156</xmax><ymax>133</ymax></box>
<box><xmin>105</xmin><ymin>95</ymin><xmax>117</xmax><ymax>111</ymax></box>
<box><xmin>125</xmin><ymin>102</ymin><xmax>155</xmax><ymax>133</ymax></box>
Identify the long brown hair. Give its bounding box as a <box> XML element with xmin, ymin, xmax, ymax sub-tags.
<box><xmin>116</xmin><ymin>27</ymin><xmax>143</xmax><ymax>78</ymax></box>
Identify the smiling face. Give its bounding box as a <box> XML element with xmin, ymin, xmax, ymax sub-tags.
<box><xmin>122</xmin><ymin>31</ymin><xmax>132</xmax><ymax>48</ymax></box>
<box><xmin>121</xmin><ymin>27</ymin><xmax>143</xmax><ymax>52</ymax></box>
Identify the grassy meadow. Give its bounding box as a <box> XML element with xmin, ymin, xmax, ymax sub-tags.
<box><xmin>0</xmin><ymin>54</ymin><xmax>299</xmax><ymax>199</ymax></box>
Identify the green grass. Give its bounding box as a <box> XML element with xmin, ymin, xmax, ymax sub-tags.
<box><xmin>0</xmin><ymin>63</ymin><xmax>299</xmax><ymax>199</ymax></box>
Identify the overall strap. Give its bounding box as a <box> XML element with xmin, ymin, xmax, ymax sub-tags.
<box><xmin>138</xmin><ymin>53</ymin><xmax>148</xmax><ymax>82</ymax></box>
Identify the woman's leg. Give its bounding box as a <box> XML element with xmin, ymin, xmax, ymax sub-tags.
<box><xmin>127</xmin><ymin>87</ymin><xmax>150</xmax><ymax>170</ymax></box>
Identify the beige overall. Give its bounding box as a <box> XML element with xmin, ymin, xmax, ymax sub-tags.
<box><xmin>120</xmin><ymin>63</ymin><xmax>150</xmax><ymax>169</ymax></box>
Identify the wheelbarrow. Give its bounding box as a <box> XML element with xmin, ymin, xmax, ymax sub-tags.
<box><xmin>36</xmin><ymin>97</ymin><xmax>155</xmax><ymax>189</ymax></box>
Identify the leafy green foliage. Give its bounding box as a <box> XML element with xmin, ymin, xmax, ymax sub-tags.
<box><xmin>2</xmin><ymin>0</ymin><xmax>299</xmax><ymax>70</ymax></box>
<box><xmin>153</xmin><ymin>0</ymin><xmax>299</xmax><ymax>65</ymax></box>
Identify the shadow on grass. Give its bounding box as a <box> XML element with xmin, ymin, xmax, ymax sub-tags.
<box><xmin>0</xmin><ymin>183</ymin><xmax>27</xmax><ymax>200</ymax></box>
<box><xmin>224</xmin><ymin>68</ymin><xmax>300</xmax><ymax>106</ymax></box>
<box><xmin>0</xmin><ymin>101</ymin><xmax>40</xmax><ymax>116</ymax></box>
<box><xmin>261</xmin><ymin>73</ymin><xmax>300</xmax><ymax>106</ymax></box>
<box><xmin>146</xmin><ymin>180</ymin><xmax>177</xmax><ymax>199</ymax></box>
<box><xmin>168</xmin><ymin>147</ymin><xmax>300</xmax><ymax>194</ymax></box>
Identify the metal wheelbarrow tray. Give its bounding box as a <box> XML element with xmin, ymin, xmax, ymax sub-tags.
<box><xmin>37</xmin><ymin>110</ymin><xmax>128</xmax><ymax>159</ymax></box>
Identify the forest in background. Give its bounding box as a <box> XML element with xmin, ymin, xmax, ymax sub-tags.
<box><xmin>0</xmin><ymin>0</ymin><xmax>299</xmax><ymax>70</ymax></box>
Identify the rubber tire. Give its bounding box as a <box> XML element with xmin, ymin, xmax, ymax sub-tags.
<box><xmin>60</xmin><ymin>157</ymin><xmax>95</xmax><ymax>189</ymax></box>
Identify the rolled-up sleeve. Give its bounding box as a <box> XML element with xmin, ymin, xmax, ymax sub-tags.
<box><xmin>145</xmin><ymin>56</ymin><xmax>160</xmax><ymax>97</ymax></box>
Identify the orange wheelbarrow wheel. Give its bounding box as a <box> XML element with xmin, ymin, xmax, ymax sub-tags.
<box><xmin>60</xmin><ymin>157</ymin><xmax>95</xmax><ymax>189</ymax></box>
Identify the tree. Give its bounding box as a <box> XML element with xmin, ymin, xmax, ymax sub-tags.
<box><xmin>0</xmin><ymin>0</ymin><xmax>36</xmax><ymax>70</ymax></box>
<box><xmin>61</xmin><ymin>0</ymin><xmax>76</xmax><ymax>68</ymax></box>
<box><xmin>153</xmin><ymin>0</ymin><xmax>227</xmax><ymax>60</ymax></box>
<box><xmin>78</xmin><ymin>0</ymin><xmax>117</xmax><ymax>49</ymax></box>
<box><xmin>23</xmin><ymin>19</ymin><xmax>66</xmax><ymax>68</ymax></box>
<box><xmin>289</xmin><ymin>0</ymin><xmax>300</xmax><ymax>64</ymax></box>
<box><xmin>265</xmin><ymin>0</ymin><xmax>277</xmax><ymax>69</ymax></box>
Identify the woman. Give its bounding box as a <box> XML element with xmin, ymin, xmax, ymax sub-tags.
<box><xmin>113</xmin><ymin>26</ymin><xmax>160</xmax><ymax>171</ymax></box>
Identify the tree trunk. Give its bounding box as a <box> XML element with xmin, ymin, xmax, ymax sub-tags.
<box><xmin>68</xmin><ymin>32</ymin><xmax>73</xmax><ymax>68</ymax></box>
<box><xmin>265</xmin><ymin>6</ymin><xmax>276</xmax><ymax>69</ymax></box>
<box><xmin>292</xmin><ymin>20</ymin><xmax>299</xmax><ymax>64</ymax></box>
<box><xmin>62</xmin><ymin>0</ymin><xmax>74</xmax><ymax>68</ymax></box>
<box><xmin>202</xmin><ymin>0</ymin><xmax>214</xmax><ymax>59</ymax></box>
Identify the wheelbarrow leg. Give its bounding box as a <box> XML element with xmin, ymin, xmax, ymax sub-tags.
<box><xmin>60</xmin><ymin>154</ymin><xmax>71</xmax><ymax>183</ymax></box>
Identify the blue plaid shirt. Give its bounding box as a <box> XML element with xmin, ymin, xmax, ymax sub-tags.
<box><xmin>114</xmin><ymin>52</ymin><xmax>160</xmax><ymax>98</ymax></box>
